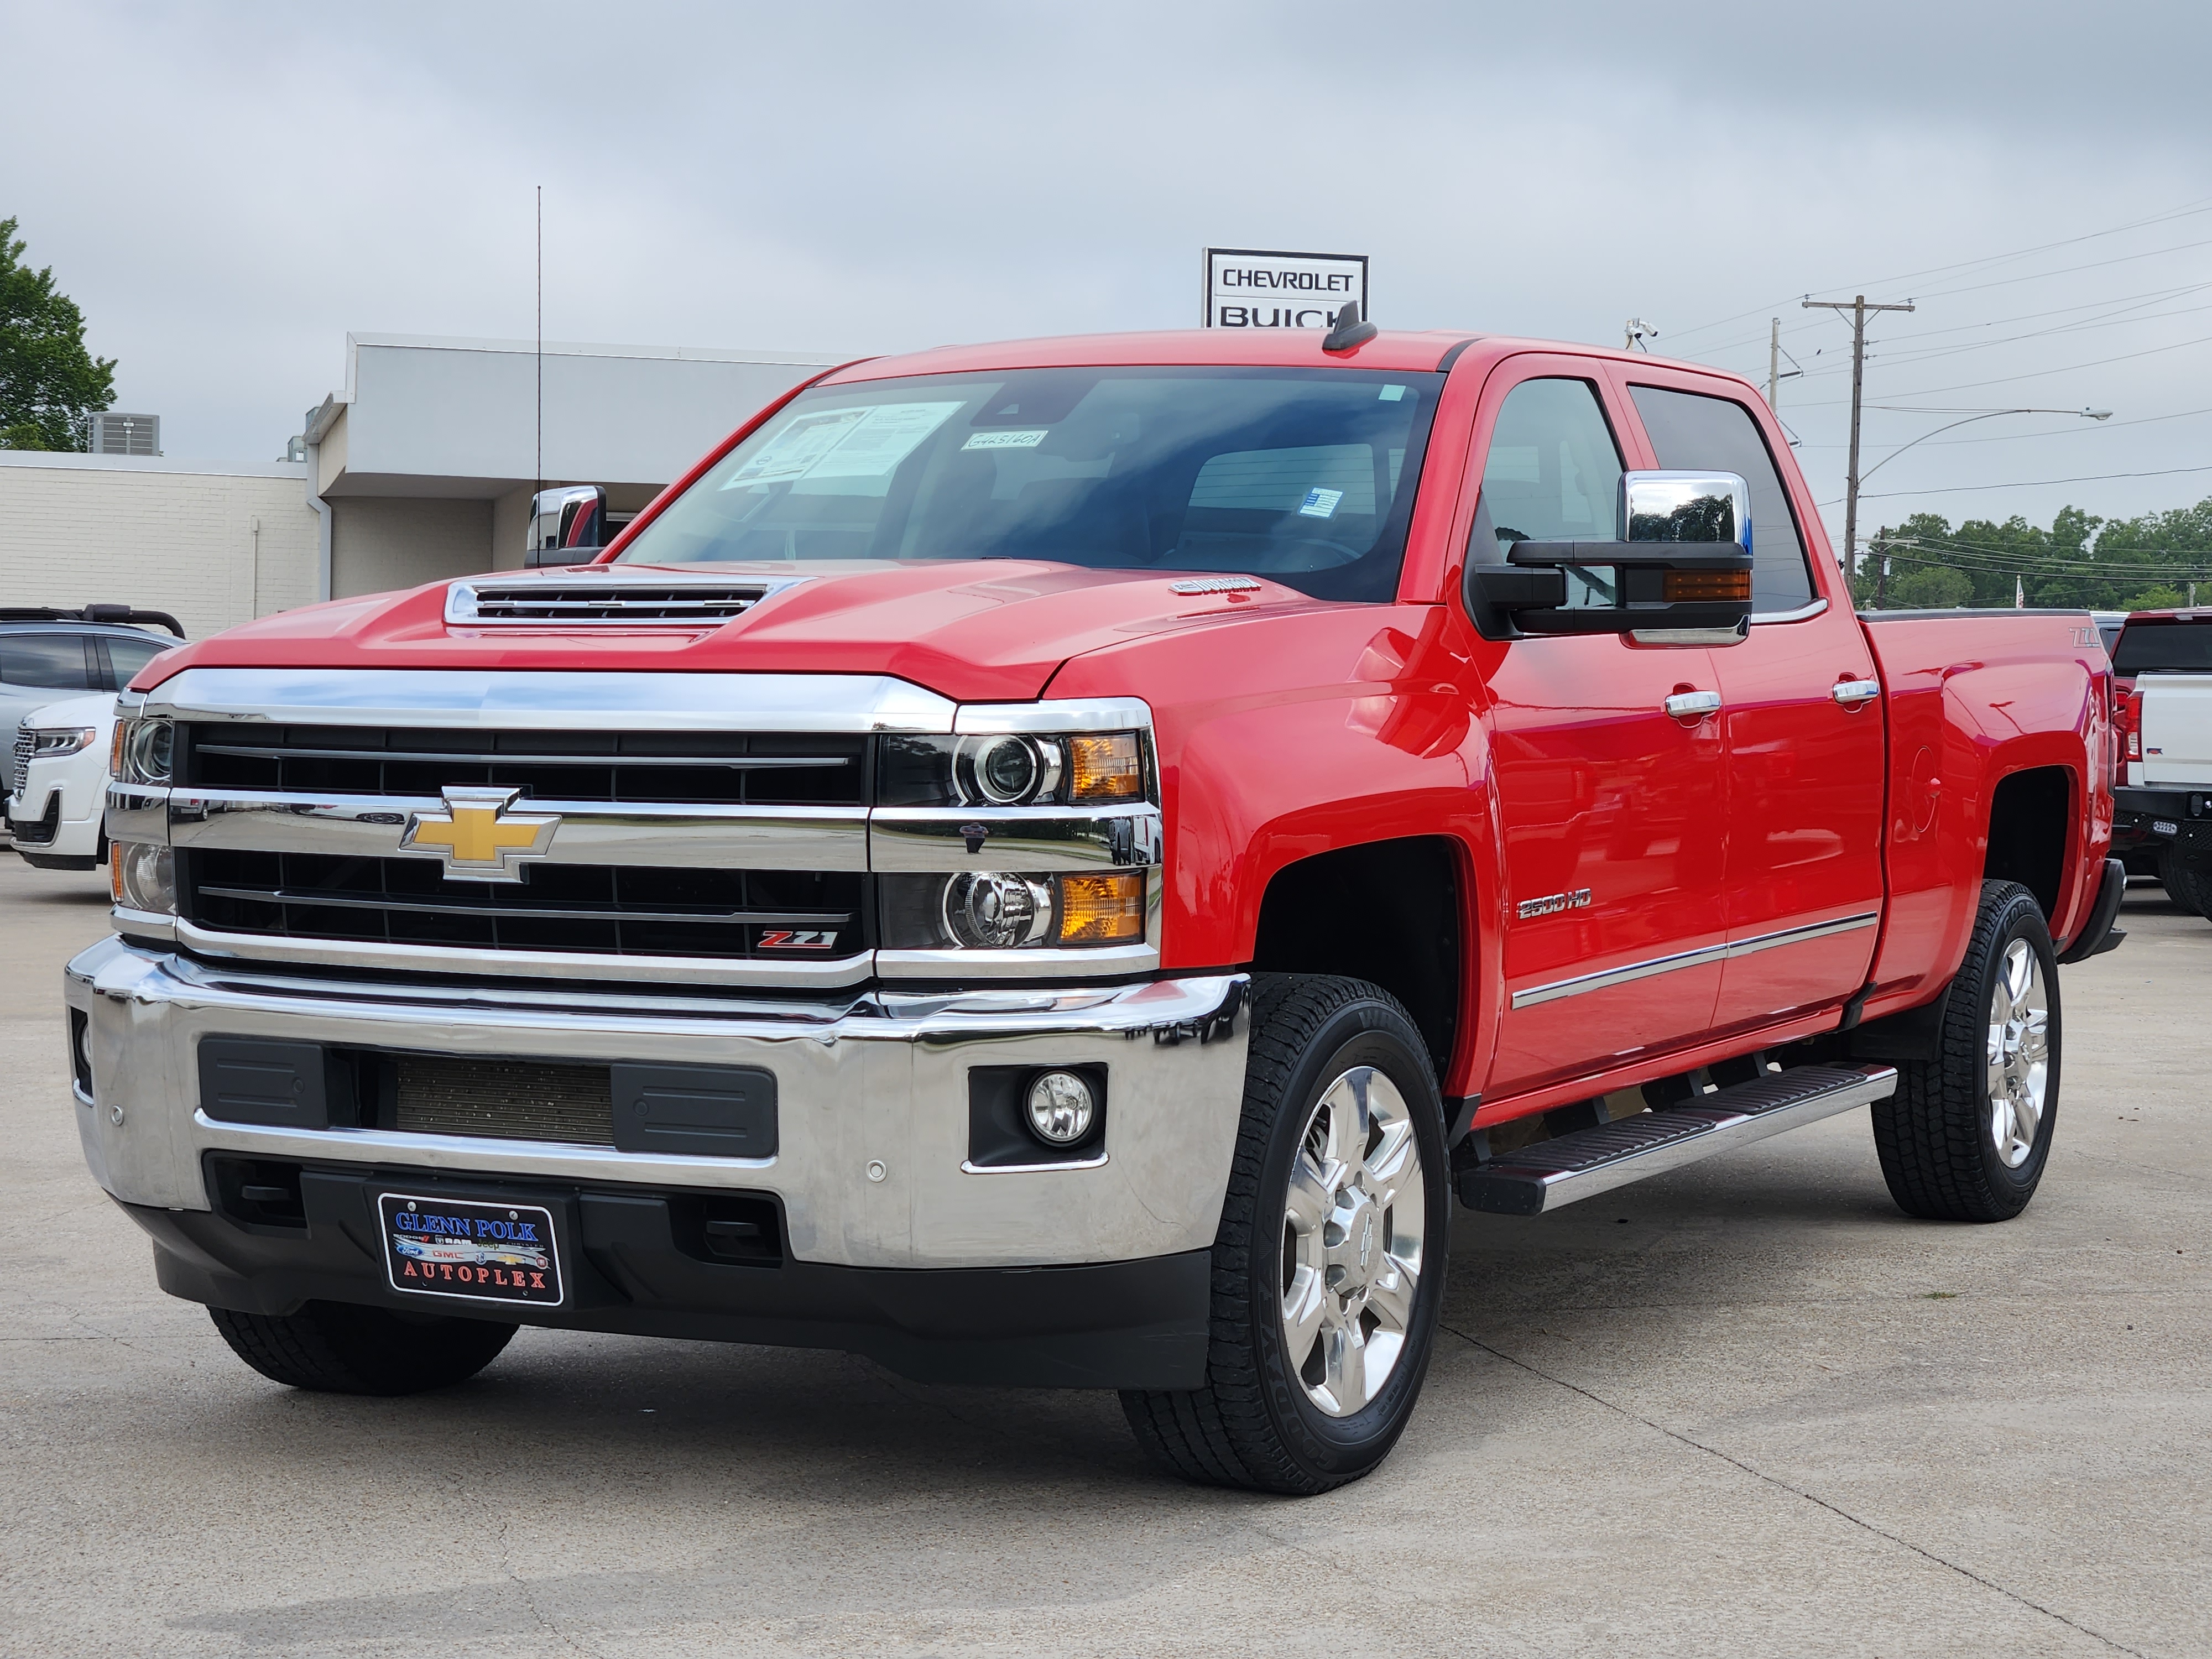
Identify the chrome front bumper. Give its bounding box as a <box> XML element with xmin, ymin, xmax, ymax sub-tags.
<box><xmin>63</xmin><ymin>937</ymin><xmax>1249</xmax><ymax>1271</ymax></box>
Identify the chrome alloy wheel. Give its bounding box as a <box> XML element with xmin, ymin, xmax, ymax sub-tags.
<box><xmin>1280</xmin><ymin>1065</ymin><xmax>1427</xmax><ymax>1417</ymax></box>
<box><xmin>1986</xmin><ymin>938</ymin><xmax>2050</xmax><ymax>1169</ymax></box>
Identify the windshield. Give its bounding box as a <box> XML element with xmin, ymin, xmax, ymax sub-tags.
<box><xmin>616</xmin><ymin>366</ymin><xmax>1445</xmax><ymax>602</ymax></box>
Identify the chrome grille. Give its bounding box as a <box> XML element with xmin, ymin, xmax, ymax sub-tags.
<box><xmin>184</xmin><ymin>850</ymin><xmax>862</xmax><ymax>960</ymax></box>
<box><xmin>181</xmin><ymin>724</ymin><xmax>864</xmax><ymax>808</ymax></box>
<box><xmin>446</xmin><ymin>578</ymin><xmax>769</xmax><ymax>625</ymax></box>
<box><xmin>9</xmin><ymin>727</ymin><xmax>30</xmax><ymax>800</ymax></box>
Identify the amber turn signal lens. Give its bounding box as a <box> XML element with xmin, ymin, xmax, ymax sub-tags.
<box><xmin>1067</xmin><ymin>733</ymin><xmax>1144</xmax><ymax>801</ymax></box>
<box><xmin>1057</xmin><ymin>873</ymin><xmax>1145</xmax><ymax>943</ymax></box>
<box><xmin>1663</xmin><ymin>569</ymin><xmax>1752</xmax><ymax>602</ymax></box>
<box><xmin>109</xmin><ymin>842</ymin><xmax>126</xmax><ymax>905</ymax></box>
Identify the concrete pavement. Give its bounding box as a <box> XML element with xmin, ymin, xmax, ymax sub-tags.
<box><xmin>1</xmin><ymin>854</ymin><xmax>2203</xmax><ymax>1657</ymax></box>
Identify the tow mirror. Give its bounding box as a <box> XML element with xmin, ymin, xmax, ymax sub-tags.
<box><xmin>1464</xmin><ymin>470</ymin><xmax>1755</xmax><ymax>639</ymax></box>
<box><xmin>525</xmin><ymin>485</ymin><xmax>609</xmax><ymax>568</ymax></box>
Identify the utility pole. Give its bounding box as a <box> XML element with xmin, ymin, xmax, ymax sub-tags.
<box><xmin>1769</xmin><ymin>318</ymin><xmax>1781</xmax><ymax>410</ymax></box>
<box><xmin>1803</xmin><ymin>294</ymin><xmax>1915</xmax><ymax>578</ymax></box>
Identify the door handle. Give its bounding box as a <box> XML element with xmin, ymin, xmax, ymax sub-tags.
<box><xmin>1663</xmin><ymin>690</ymin><xmax>1722</xmax><ymax>719</ymax></box>
<box><xmin>1832</xmin><ymin>678</ymin><xmax>1881</xmax><ymax>709</ymax></box>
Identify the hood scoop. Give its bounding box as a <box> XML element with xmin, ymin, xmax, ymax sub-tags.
<box><xmin>445</xmin><ymin>571</ymin><xmax>801</xmax><ymax>627</ymax></box>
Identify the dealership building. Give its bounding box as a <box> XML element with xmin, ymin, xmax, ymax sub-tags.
<box><xmin>0</xmin><ymin>333</ymin><xmax>837</xmax><ymax>640</ymax></box>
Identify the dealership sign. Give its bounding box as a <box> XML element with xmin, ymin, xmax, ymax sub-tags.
<box><xmin>1203</xmin><ymin>248</ymin><xmax>1368</xmax><ymax>330</ymax></box>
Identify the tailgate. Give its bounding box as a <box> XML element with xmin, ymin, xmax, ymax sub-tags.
<box><xmin>2140</xmin><ymin>673</ymin><xmax>2212</xmax><ymax>785</ymax></box>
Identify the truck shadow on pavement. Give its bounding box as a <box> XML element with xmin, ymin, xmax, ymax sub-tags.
<box><xmin>150</xmin><ymin>1154</ymin><xmax>1929</xmax><ymax>1647</ymax></box>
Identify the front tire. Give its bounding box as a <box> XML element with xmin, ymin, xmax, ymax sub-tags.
<box><xmin>209</xmin><ymin>1301</ymin><xmax>517</xmax><ymax>1395</ymax></box>
<box><xmin>1120</xmin><ymin>975</ymin><xmax>1449</xmax><ymax>1494</ymax></box>
<box><xmin>1871</xmin><ymin>880</ymin><xmax>2058</xmax><ymax>1222</ymax></box>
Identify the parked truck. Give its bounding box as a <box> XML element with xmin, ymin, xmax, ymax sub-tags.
<box><xmin>68</xmin><ymin>325</ymin><xmax>2123</xmax><ymax>1494</ymax></box>
<box><xmin>2109</xmin><ymin>608</ymin><xmax>2212</xmax><ymax>912</ymax></box>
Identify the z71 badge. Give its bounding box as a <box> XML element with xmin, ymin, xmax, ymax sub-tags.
<box><xmin>758</xmin><ymin>930</ymin><xmax>839</xmax><ymax>950</ymax></box>
<box><xmin>1517</xmin><ymin>889</ymin><xmax>1592</xmax><ymax>920</ymax></box>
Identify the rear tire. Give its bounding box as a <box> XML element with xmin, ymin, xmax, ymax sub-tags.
<box><xmin>209</xmin><ymin>1301</ymin><xmax>516</xmax><ymax>1395</ymax></box>
<box><xmin>1871</xmin><ymin>880</ymin><xmax>2058</xmax><ymax>1223</ymax></box>
<box><xmin>1120</xmin><ymin>975</ymin><xmax>1449</xmax><ymax>1494</ymax></box>
<box><xmin>2158</xmin><ymin>847</ymin><xmax>2212</xmax><ymax>917</ymax></box>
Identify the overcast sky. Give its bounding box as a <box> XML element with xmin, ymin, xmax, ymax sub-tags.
<box><xmin>8</xmin><ymin>1</ymin><xmax>2212</xmax><ymax>546</ymax></box>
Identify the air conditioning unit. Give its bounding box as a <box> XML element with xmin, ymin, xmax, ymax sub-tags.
<box><xmin>90</xmin><ymin>413</ymin><xmax>160</xmax><ymax>456</ymax></box>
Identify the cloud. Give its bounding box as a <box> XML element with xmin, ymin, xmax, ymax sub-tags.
<box><xmin>6</xmin><ymin>0</ymin><xmax>2209</xmax><ymax>532</ymax></box>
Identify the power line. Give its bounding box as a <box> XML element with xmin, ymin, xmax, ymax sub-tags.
<box><xmin>1787</xmin><ymin>290</ymin><xmax>2212</xmax><ymax>378</ymax></box>
<box><xmin>1783</xmin><ymin>326</ymin><xmax>2212</xmax><ymax>409</ymax></box>
<box><xmin>1840</xmin><ymin>460</ymin><xmax>2212</xmax><ymax>503</ymax></box>
<box><xmin>1908</xmin><ymin>233</ymin><xmax>2212</xmax><ymax>302</ymax></box>
<box><xmin>1661</xmin><ymin>193</ymin><xmax>2212</xmax><ymax>345</ymax></box>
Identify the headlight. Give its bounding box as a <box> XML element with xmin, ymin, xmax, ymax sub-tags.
<box><xmin>111</xmin><ymin>717</ymin><xmax>173</xmax><ymax>785</ymax></box>
<box><xmin>883</xmin><ymin>870</ymin><xmax>1146</xmax><ymax>950</ymax></box>
<box><xmin>942</xmin><ymin>872</ymin><xmax>1053</xmax><ymax>948</ymax></box>
<box><xmin>878</xmin><ymin>731</ymin><xmax>1148</xmax><ymax>807</ymax></box>
<box><xmin>32</xmin><ymin>726</ymin><xmax>99</xmax><ymax>758</ymax></box>
<box><xmin>110</xmin><ymin>841</ymin><xmax>176</xmax><ymax>915</ymax></box>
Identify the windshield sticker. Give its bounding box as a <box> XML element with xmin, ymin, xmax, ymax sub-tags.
<box><xmin>1379</xmin><ymin>384</ymin><xmax>1407</xmax><ymax>401</ymax></box>
<box><xmin>1298</xmin><ymin>487</ymin><xmax>1345</xmax><ymax>519</ymax></box>
<box><xmin>722</xmin><ymin>407</ymin><xmax>869</xmax><ymax>486</ymax></box>
<box><xmin>723</xmin><ymin>402</ymin><xmax>961</xmax><ymax>488</ymax></box>
<box><xmin>962</xmin><ymin>429</ymin><xmax>1049</xmax><ymax>451</ymax></box>
<box><xmin>807</xmin><ymin>402</ymin><xmax>962</xmax><ymax>479</ymax></box>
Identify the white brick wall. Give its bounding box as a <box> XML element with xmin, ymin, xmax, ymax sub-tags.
<box><xmin>0</xmin><ymin>456</ymin><xmax>320</xmax><ymax>639</ymax></box>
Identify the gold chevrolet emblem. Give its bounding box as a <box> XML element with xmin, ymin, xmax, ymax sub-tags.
<box><xmin>400</xmin><ymin>786</ymin><xmax>559</xmax><ymax>882</ymax></box>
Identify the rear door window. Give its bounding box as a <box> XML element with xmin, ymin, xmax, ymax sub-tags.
<box><xmin>1629</xmin><ymin>384</ymin><xmax>1815</xmax><ymax>614</ymax></box>
<box><xmin>0</xmin><ymin>634</ymin><xmax>95</xmax><ymax>690</ymax></box>
<box><xmin>2115</xmin><ymin>623</ymin><xmax>2212</xmax><ymax>674</ymax></box>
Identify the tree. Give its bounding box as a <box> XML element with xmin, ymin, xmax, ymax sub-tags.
<box><xmin>2119</xmin><ymin>584</ymin><xmax>2187</xmax><ymax>611</ymax></box>
<box><xmin>1890</xmin><ymin>564</ymin><xmax>1973</xmax><ymax>609</ymax></box>
<box><xmin>0</xmin><ymin>217</ymin><xmax>116</xmax><ymax>451</ymax></box>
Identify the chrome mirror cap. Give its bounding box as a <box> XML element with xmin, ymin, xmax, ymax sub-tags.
<box><xmin>1621</xmin><ymin>471</ymin><xmax>1752</xmax><ymax>554</ymax></box>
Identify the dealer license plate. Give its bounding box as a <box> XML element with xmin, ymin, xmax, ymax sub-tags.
<box><xmin>377</xmin><ymin>1192</ymin><xmax>564</xmax><ymax>1308</ymax></box>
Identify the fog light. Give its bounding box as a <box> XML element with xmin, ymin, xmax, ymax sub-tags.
<box><xmin>1025</xmin><ymin>1071</ymin><xmax>1097</xmax><ymax>1146</ymax></box>
<box><xmin>942</xmin><ymin>871</ymin><xmax>1052</xmax><ymax>948</ymax></box>
<box><xmin>112</xmin><ymin>841</ymin><xmax>175</xmax><ymax>915</ymax></box>
<box><xmin>1057</xmin><ymin>872</ymin><xmax>1145</xmax><ymax>943</ymax></box>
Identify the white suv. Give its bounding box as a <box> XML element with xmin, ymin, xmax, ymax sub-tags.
<box><xmin>7</xmin><ymin>691</ymin><xmax>120</xmax><ymax>870</ymax></box>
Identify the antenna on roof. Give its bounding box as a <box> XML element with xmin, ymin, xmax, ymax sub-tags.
<box><xmin>535</xmin><ymin>185</ymin><xmax>543</xmax><ymax>509</ymax></box>
<box><xmin>1322</xmin><ymin>301</ymin><xmax>1377</xmax><ymax>354</ymax></box>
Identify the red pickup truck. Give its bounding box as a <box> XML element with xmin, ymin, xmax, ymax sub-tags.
<box><xmin>71</xmin><ymin>325</ymin><xmax>2121</xmax><ymax>1495</ymax></box>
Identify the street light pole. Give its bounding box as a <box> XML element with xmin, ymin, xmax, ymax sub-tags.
<box><xmin>1804</xmin><ymin>295</ymin><xmax>1917</xmax><ymax>582</ymax></box>
<box><xmin>1856</xmin><ymin>408</ymin><xmax>2112</xmax><ymax>608</ymax></box>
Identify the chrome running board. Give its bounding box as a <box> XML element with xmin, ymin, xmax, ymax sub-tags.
<box><xmin>1457</xmin><ymin>1063</ymin><xmax>1899</xmax><ymax>1217</ymax></box>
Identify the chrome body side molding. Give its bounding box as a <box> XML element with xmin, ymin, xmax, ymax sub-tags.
<box><xmin>1510</xmin><ymin>912</ymin><xmax>1880</xmax><ymax>1010</ymax></box>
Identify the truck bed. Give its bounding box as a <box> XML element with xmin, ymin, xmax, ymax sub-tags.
<box><xmin>1854</xmin><ymin>608</ymin><xmax>2110</xmax><ymax>1018</ymax></box>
